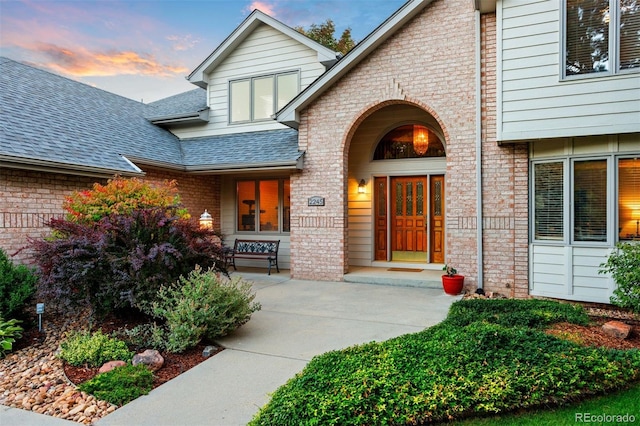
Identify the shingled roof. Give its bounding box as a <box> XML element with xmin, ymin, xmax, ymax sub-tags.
<box><xmin>0</xmin><ymin>57</ymin><xmax>303</xmax><ymax>176</ymax></box>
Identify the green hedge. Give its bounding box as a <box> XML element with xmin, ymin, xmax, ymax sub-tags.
<box><xmin>250</xmin><ymin>299</ymin><xmax>640</xmax><ymax>425</ymax></box>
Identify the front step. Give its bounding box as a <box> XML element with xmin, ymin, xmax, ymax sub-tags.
<box><xmin>344</xmin><ymin>267</ymin><xmax>443</xmax><ymax>289</ymax></box>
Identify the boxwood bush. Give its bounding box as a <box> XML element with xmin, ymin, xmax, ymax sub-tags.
<box><xmin>59</xmin><ymin>330</ymin><xmax>133</xmax><ymax>367</ymax></box>
<box><xmin>78</xmin><ymin>363</ymin><xmax>153</xmax><ymax>406</ymax></box>
<box><xmin>250</xmin><ymin>299</ymin><xmax>640</xmax><ymax>425</ymax></box>
<box><xmin>0</xmin><ymin>248</ymin><xmax>37</xmax><ymax>320</ymax></box>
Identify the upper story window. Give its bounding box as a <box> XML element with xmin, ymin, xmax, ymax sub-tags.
<box><xmin>229</xmin><ymin>72</ymin><xmax>299</xmax><ymax>123</ymax></box>
<box><xmin>564</xmin><ymin>0</ymin><xmax>640</xmax><ymax>78</ymax></box>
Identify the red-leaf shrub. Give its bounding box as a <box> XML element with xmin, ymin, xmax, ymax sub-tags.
<box><xmin>64</xmin><ymin>176</ymin><xmax>189</xmax><ymax>223</ymax></box>
<box><xmin>30</xmin><ymin>208</ymin><xmax>225</xmax><ymax>319</ymax></box>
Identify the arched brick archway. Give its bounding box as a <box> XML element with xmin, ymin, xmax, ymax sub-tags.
<box><xmin>343</xmin><ymin>101</ymin><xmax>450</xmax><ymax>270</ymax></box>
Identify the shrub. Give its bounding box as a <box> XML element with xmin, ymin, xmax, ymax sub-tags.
<box><xmin>59</xmin><ymin>330</ymin><xmax>133</xmax><ymax>367</ymax></box>
<box><xmin>113</xmin><ymin>323</ymin><xmax>167</xmax><ymax>352</ymax></box>
<box><xmin>445</xmin><ymin>298</ymin><xmax>590</xmax><ymax>329</ymax></box>
<box><xmin>30</xmin><ymin>208</ymin><xmax>226</xmax><ymax>318</ymax></box>
<box><xmin>249</xmin><ymin>299</ymin><xmax>640</xmax><ymax>425</ymax></box>
<box><xmin>0</xmin><ymin>317</ymin><xmax>23</xmax><ymax>358</ymax></box>
<box><xmin>0</xmin><ymin>248</ymin><xmax>37</xmax><ymax>320</ymax></box>
<box><xmin>599</xmin><ymin>242</ymin><xmax>640</xmax><ymax>313</ymax></box>
<box><xmin>152</xmin><ymin>266</ymin><xmax>261</xmax><ymax>353</ymax></box>
<box><xmin>64</xmin><ymin>176</ymin><xmax>189</xmax><ymax>223</ymax></box>
<box><xmin>78</xmin><ymin>364</ymin><xmax>153</xmax><ymax>406</ymax></box>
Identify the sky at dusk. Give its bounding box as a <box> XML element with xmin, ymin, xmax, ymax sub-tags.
<box><xmin>0</xmin><ymin>0</ymin><xmax>407</xmax><ymax>102</ymax></box>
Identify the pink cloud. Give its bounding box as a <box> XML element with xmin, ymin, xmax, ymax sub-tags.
<box><xmin>33</xmin><ymin>44</ymin><xmax>188</xmax><ymax>78</ymax></box>
<box><xmin>246</xmin><ymin>1</ymin><xmax>277</xmax><ymax>16</ymax></box>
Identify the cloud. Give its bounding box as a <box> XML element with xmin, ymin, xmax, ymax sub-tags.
<box><xmin>246</xmin><ymin>1</ymin><xmax>277</xmax><ymax>16</ymax></box>
<box><xmin>166</xmin><ymin>34</ymin><xmax>200</xmax><ymax>52</ymax></box>
<box><xmin>33</xmin><ymin>43</ymin><xmax>189</xmax><ymax>78</ymax></box>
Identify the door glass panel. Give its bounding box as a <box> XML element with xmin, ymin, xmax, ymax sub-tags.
<box><xmin>434</xmin><ymin>180</ymin><xmax>442</xmax><ymax>216</ymax></box>
<box><xmin>395</xmin><ymin>182</ymin><xmax>403</xmax><ymax>216</ymax></box>
<box><xmin>377</xmin><ymin>180</ymin><xmax>386</xmax><ymax>217</ymax></box>
<box><xmin>406</xmin><ymin>183</ymin><xmax>413</xmax><ymax>216</ymax></box>
<box><xmin>416</xmin><ymin>181</ymin><xmax>424</xmax><ymax>216</ymax></box>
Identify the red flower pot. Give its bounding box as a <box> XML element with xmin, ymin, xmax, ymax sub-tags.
<box><xmin>442</xmin><ymin>274</ymin><xmax>464</xmax><ymax>295</ymax></box>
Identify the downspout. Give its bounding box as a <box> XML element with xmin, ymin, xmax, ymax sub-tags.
<box><xmin>475</xmin><ymin>8</ymin><xmax>484</xmax><ymax>290</ymax></box>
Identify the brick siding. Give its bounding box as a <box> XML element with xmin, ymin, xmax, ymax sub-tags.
<box><xmin>0</xmin><ymin>168</ymin><xmax>219</xmax><ymax>264</ymax></box>
<box><xmin>292</xmin><ymin>1</ymin><xmax>482</xmax><ymax>281</ymax></box>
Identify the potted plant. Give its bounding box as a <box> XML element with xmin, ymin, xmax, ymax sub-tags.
<box><xmin>442</xmin><ymin>264</ymin><xmax>464</xmax><ymax>295</ymax></box>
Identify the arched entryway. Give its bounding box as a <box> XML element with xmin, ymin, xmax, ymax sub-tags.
<box><xmin>347</xmin><ymin>103</ymin><xmax>447</xmax><ymax>268</ymax></box>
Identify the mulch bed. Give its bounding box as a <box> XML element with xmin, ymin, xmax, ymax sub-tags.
<box><xmin>63</xmin><ymin>342</ymin><xmax>220</xmax><ymax>389</ymax></box>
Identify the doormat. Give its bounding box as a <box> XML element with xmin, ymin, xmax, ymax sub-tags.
<box><xmin>387</xmin><ymin>268</ymin><xmax>424</xmax><ymax>272</ymax></box>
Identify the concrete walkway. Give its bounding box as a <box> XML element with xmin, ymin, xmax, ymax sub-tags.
<box><xmin>2</xmin><ymin>271</ymin><xmax>460</xmax><ymax>426</ymax></box>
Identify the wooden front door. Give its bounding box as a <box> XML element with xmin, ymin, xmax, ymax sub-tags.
<box><xmin>430</xmin><ymin>175</ymin><xmax>445</xmax><ymax>263</ymax></box>
<box><xmin>390</xmin><ymin>177</ymin><xmax>428</xmax><ymax>261</ymax></box>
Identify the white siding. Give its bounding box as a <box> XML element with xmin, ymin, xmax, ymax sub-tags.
<box><xmin>498</xmin><ymin>0</ymin><xmax>640</xmax><ymax>141</ymax></box>
<box><xmin>530</xmin><ymin>245</ymin><xmax>615</xmax><ymax>303</ymax></box>
<box><xmin>172</xmin><ymin>24</ymin><xmax>327</xmax><ymax>139</ymax></box>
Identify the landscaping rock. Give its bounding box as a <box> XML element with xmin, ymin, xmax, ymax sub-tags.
<box><xmin>602</xmin><ymin>320</ymin><xmax>632</xmax><ymax>339</ymax></box>
<box><xmin>132</xmin><ymin>349</ymin><xmax>164</xmax><ymax>371</ymax></box>
<box><xmin>98</xmin><ymin>360</ymin><xmax>127</xmax><ymax>374</ymax></box>
<box><xmin>202</xmin><ymin>345</ymin><xmax>219</xmax><ymax>358</ymax></box>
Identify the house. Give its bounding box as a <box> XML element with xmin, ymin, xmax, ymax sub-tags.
<box><xmin>1</xmin><ymin>1</ymin><xmax>638</xmax><ymax>304</ymax></box>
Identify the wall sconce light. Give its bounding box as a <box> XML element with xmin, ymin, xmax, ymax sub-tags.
<box><xmin>358</xmin><ymin>179</ymin><xmax>366</xmax><ymax>194</ymax></box>
<box><xmin>199</xmin><ymin>209</ymin><xmax>213</xmax><ymax>229</ymax></box>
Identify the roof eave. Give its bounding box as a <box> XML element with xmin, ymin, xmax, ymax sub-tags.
<box><xmin>474</xmin><ymin>0</ymin><xmax>497</xmax><ymax>13</ymax></box>
<box><xmin>148</xmin><ymin>109</ymin><xmax>210</xmax><ymax>126</ymax></box>
<box><xmin>184</xmin><ymin>153</ymin><xmax>305</xmax><ymax>174</ymax></box>
<box><xmin>0</xmin><ymin>155</ymin><xmax>144</xmax><ymax>178</ymax></box>
<box><xmin>276</xmin><ymin>0</ymin><xmax>434</xmax><ymax>127</ymax></box>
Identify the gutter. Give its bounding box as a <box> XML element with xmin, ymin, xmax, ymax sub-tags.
<box><xmin>0</xmin><ymin>155</ymin><xmax>143</xmax><ymax>178</ymax></box>
<box><xmin>475</xmin><ymin>8</ymin><xmax>484</xmax><ymax>290</ymax></box>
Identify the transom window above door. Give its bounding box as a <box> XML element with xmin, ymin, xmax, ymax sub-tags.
<box><xmin>229</xmin><ymin>72</ymin><xmax>299</xmax><ymax>123</ymax></box>
<box><xmin>373</xmin><ymin>125</ymin><xmax>445</xmax><ymax>160</ymax></box>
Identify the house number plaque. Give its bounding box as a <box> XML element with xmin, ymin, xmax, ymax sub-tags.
<box><xmin>308</xmin><ymin>196</ymin><xmax>325</xmax><ymax>206</ymax></box>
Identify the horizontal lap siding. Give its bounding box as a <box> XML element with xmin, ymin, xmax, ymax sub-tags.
<box><xmin>172</xmin><ymin>25</ymin><xmax>327</xmax><ymax>139</ymax></box>
<box><xmin>499</xmin><ymin>0</ymin><xmax>640</xmax><ymax>141</ymax></box>
<box><xmin>530</xmin><ymin>244</ymin><xmax>614</xmax><ymax>303</ymax></box>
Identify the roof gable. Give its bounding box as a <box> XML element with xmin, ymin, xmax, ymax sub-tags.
<box><xmin>276</xmin><ymin>0</ymin><xmax>435</xmax><ymax>128</ymax></box>
<box><xmin>187</xmin><ymin>9</ymin><xmax>339</xmax><ymax>89</ymax></box>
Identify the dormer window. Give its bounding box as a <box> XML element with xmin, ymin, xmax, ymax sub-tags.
<box><xmin>229</xmin><ymin>71</ymin><xmax>299</xmax><ymax>123</ymax></box>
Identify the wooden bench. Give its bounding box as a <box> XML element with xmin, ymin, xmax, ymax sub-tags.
<box><xmin>226</xmin><ymin>239</ymin><xmax>280</xmax><ymax>275</ymax></box>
